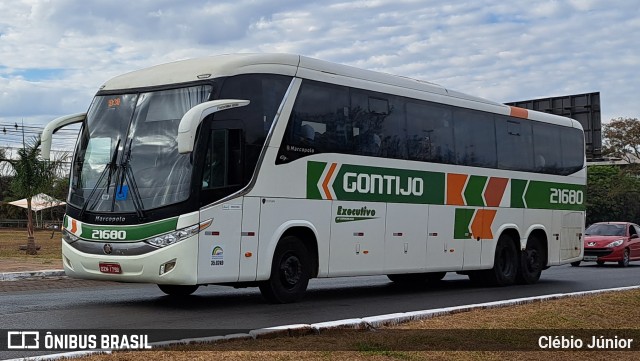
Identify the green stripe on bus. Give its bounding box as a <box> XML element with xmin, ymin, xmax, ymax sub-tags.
<box><xmin>307</xmin><ymin>161</ymin><xmax>584</xmax><ymax>211</ymax></box>
<box><xmin>464</xmin><ymin>176</ymin><xmax>487</xmax><ymax>207</ymax></box>
<box><xmin>511</xmin><ymin>179</ymin><xmax>585</xmax><ymax>211</ymax></box>
<box><xmin>306</xmin><ymin>161</ymin><xmax>326</xmax><ymax>199</ymax></box>
<box><xmin>67</xmin><ymin>216</ymin><xmax>179</xmax><ymax>241</ymax></box>
<box><xmin>332</xmin><ymin>163</ymin><xmax>445</xmax><ymax>204</ymax></box>
<box><xmin>454</xmin><ymin>208</ymin><xmax>475</xmax><ymax>239</ymax></box>
<box><xmin>511</xmin><ymin>179</ymin><xmax>527</xmax><ymax>208</ymax></box>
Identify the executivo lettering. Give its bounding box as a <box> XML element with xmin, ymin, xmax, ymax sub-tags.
<box><xmin>335</xmin><ymin>205</ymin><xmax>379</xmax><ymax>223</ymax></box>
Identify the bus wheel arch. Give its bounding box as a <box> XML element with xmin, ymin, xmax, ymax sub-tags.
<box><xmin>517</xmin><ymin>229</ymin><xmax>548</xmax><ymax>284</ymax></box>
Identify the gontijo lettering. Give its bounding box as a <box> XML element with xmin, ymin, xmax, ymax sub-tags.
<box><xmin>343</xmin><ymin>172</ymin><xmax>423</xmax><ymax>196</ymax></box>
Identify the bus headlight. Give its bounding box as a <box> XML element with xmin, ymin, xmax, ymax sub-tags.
<box><xmin>145</xmin><ymin>219</ymin><xmax>212</xmax><ymax>248</ymax></box>
<box><xmin>62</xmin><ymin>229</ymin><xmax>79</xmax><ymax>244</ymax></box>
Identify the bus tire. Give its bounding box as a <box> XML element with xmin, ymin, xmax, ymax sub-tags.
<box><xmin>486</xmin><ymin>233</ymin><xmax>519</xmax><ymax>286</ymax></box>
<box><xmin>570</xmin><ymin>261</ymin><xmax>581</xmax><ymax>267</ymax></box>
<box><xmin>157</xmin><ymin>284</ymin><xmax>199</xmax><ymax>296</ymax></box>
<box><xmin>517</xmin><ymin>235</ymin><xmax>546</xmax><ymax>284</ymax></box>
<box><xmin>259</xmin><ymin>236</ymin><xmax>311</xmax><ymax>304</ymax></box>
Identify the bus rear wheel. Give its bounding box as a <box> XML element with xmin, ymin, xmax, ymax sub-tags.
<box><xmin>259</xmin><ymin>236</ymin><xmax>311</xmax><ymax>304</ymax></box>
<box><xmin>480</xmin><ymin>233</ymin><xmax>518</xmax><ymax>286</ymax></box>
<box><xmin>158</xmin><ymin>284</ymin><xmax>199</xmax><ymax>296</ymax></box>
<box><xmin>517</xmin><ymin>235</ymin><xmax>546</xmax><ymax>284</ymax></box>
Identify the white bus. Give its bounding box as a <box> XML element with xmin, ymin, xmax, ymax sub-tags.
<box><xmin>42</xmin><ymin>54</ymin><xmax>585</xmax><ymax>303</ymax></box>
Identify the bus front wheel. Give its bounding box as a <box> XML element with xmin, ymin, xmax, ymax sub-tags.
<box><xmin>259</xmin><ymin>236</ymin><xmax>311</xmax><ymax>304</ymax></box>
<box><xmin>158</xmin><ymin>284</ymin><xmax>199</xmax><ymax>296</ymax></box>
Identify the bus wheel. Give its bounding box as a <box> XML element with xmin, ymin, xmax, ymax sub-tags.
<box><xmin>570</xmin><ymin>261</ymin><xmax>581</xmax><ymax>267</ymax></box>
<box><xmin>158</xmin><ymin>284</ymin><xmax>199</xmax><ymax>296</ymax></box>
<box><xmin>517</xmin><ymin>236</ymin><xmax>546</xmax><ymax>285</ymax></box>
<box><xmin>259</xmin><ymin>236</ymin><xmax>311</xmax><ymax>303</ymax></box>
<box><xmin>487</xmin><ymin>233</ymin><xmax>518</xmax><ymax>286</ymax></box>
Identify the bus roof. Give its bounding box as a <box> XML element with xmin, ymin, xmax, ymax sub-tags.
<box><xmin>100</xmin><ymin>53</ymin><xmax>580</xmax><ymax>129</ymax></box>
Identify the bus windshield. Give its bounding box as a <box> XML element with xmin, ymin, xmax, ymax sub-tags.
<box><xmin>69</xmin><ymin>84</ymin><xmax>212</xmax><ymax>213</ymax></box>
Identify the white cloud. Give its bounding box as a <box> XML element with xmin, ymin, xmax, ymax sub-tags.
<box><xmin>1</xmin><ymin>0</ymin><xmax>639</xmax><ymax>149</ymax></box>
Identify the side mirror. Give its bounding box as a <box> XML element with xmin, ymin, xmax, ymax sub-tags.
<box><xmin>631</xmin><ymin>234</ymin><xmax>638</xmax><ymax>239</ymax></box>
<box><xmin>41</xmin><ymin>113</ymin><xmax>86</xmax><ymax>160</ymax></box>
<box><xmin>177</xmin><ymin>99</ymin><xmax>249</xmax><ymax>154</ymax></box>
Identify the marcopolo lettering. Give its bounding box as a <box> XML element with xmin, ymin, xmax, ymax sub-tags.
<box><xmin>343</xmin><ymin>172</ymin><xmax>424</xmax><ymax>196</ymax></box>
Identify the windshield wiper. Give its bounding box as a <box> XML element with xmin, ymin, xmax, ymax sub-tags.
<box><xmin>79</xmin><ymin>138</ymin><xmax>121</xmax><ymax>219</ymax></box>
<box><xmin>117</xmin><ymin>139</ymin><xmax>146</xmax><ymax>221</ymax></box>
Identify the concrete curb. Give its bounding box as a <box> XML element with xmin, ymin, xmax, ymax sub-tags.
<box><xmin>0</xmin><ymin>270</ymin><xmax>65</xmax><ymax>281</ymax></box>
<box><xmin>7</xmin><ymin>284</ymin><xmax>640</xmax><ymax>361</ymax></box>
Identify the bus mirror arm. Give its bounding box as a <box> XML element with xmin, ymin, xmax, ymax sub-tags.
<box><xmin>177</xmin><ymin>99</ymin><xmax>250</xmax><ymax>154</ymax></box>
<box><xmin>41</xmin><ymin>112</ymin><xmax>86</xmax><ymax>161</ymax></box>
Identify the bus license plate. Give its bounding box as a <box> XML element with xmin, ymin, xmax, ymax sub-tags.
<box><xmin>99</xmin><ymin>262</ymin><xmax>122</xmax><ymax>274</ymax></box>
<box><xmin>583</xmin><ymin>256</ymin><xmax>598</xmax><ymax>261</ymax></box>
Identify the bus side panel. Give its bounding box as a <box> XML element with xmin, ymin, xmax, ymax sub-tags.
<box><xmin>239</xmin><ymin>196</ymin><xmax>261</xmax><ymax>282</ymax></box>
<box><xmin>257</xmin><ymin>198</ymin><xmax>332</xmax><ymax>280</ymax></box>
<box><xmin>558</xmin><ymin>210</ymin><xmax>584</xmax><ymax>262</ymax></box>
<box><xmin>328</xmin><ymin>201</ymin><xmax>386</xmax><ymax>277</ymax></box>
<box><xmin>197</xmin><ymin>202</ymin><xmax>242</xmax><ymax>284</ymax></box>
<box><xmin>384</xmin><ymin>203</ymin><xmax>427</xmax><ymax>274</ymax></box>
<box><xmin>426</xmin><ymin>205</ymin><xmax>464</xmax><ymax>272</ymax></box>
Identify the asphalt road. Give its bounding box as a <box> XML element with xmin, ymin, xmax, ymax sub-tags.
<box><xmin>1</xmin><ymin>263</ymin><xmax>639</xmax><ymax>359</ymax></box>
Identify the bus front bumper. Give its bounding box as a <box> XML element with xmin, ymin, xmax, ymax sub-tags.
<box><xmin>61</xmin><ymin>236</ymin><xmax>198</xmax><ymax>285</ymax></box>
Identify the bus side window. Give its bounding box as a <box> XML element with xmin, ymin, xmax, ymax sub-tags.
<box><xmin>496</xmin><ymin>117</ymin><xmax>534</xmax><ymax>171</ymax></box>
<box><xmin>277</xmin><ymin>80</ymin><xmax>349</xmax><ymax>163</ymax></box>
<box><xmin>406</xmin><ymin>101</ymin><xmax>454</xmax><ymax>164</ymax></box>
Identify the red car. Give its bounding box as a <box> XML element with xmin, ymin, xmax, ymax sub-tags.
<box><xmin>572</xmin><ymin>222</ymin><xmax>640</xmax><ymax>267</ymax></box>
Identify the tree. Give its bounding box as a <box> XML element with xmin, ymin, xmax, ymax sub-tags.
<box><xmin>0</xmin><ymin>138</ymin><xmax>64</xmax><ymax>254</ymax></box>
<box><xmin>586</xmin><ymin>165</ymin><xmax>640</xmax><ymax>225</ymax></box>
<box><xmin>602</xmin><ymin>117</ymin><xmax>640</xmax><ymax>163</ymax></box>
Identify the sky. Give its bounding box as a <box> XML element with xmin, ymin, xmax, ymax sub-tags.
<box><xmin>1</xmin><ymin>0</ymin><xmax>639</xmax><ymax>150</ymax></box>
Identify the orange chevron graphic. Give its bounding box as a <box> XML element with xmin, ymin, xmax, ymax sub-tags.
<box><xmin>446</xmin><ymin>173</ymin><xmax>468</xmax><ymax>206</ymax></box>
<box><xmin>322</xmin><ymin>163</ymin><xmax>338</xmax><ymax>200</ymax></box>
<box><xmin>70</xmin><ymin>219</ymin><xmax>78</xmax><ymax>234</ymax></box>
<box><xmin>484</xmin><ymin>177</ymin><xmax>509</xmax><ymax>207</ymax></box>
<box><xmin>471</xmin><ymin>209</ymin><xmax>497</xmax><ymax>239</ymax></box>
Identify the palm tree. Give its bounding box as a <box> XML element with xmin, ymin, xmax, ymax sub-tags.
<box><xmin>0</xmin><ymin>138</ymin><xmax>65</xmax><ymax>255</ymax></box>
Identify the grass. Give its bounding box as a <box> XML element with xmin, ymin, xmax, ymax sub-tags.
<box><xmin>0</xmin><ymin>228</ymin><xmax>62</xmax><ymax>260</ymax></box>
<box><xmin>73</xmin><ymin>289</ymin><xmax>640</xmax><ymax>361</ymax></box>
